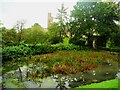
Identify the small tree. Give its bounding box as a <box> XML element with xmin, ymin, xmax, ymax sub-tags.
<box><xmin>56</xmin><ymin>3</ymin><xmax>68</xmax><ymax>42</ymax></box>
<box><xmin>23</xmin><ymin>23</ymin><xmax>47</xmax><ymax>46</ymax></box>
<box><xmin>47</xmin><ymin>22</ymin><xmax>61</xmax><ymax>44</ymax></box>
<box><xmin>2</xmin><ymin>27</ymin><xmax>17</xmax><ymax>46</ymax></box>
<box><xmin>15</xmin><ymin>20</ymin><xmax>25</xmax><ymax>43</ymax></box>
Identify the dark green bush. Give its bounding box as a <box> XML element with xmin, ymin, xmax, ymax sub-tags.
<box><xmin>2</xmin><ymin>43</ymin><xmax>90</xmax><ymax>62</ymax></box>
<box><xmin>69</xmin><ymin>37</ymin><xmax>86</xmax><ymax>46</ymax></box>
<box><xmin>49</xmin><ymin>36</ymin><xmax>63</xmax><ymax>44</ymax></box>
<box><xmin>31</xmin><ymin>44</ymin><xmax>55</xmax><ymax>55</ymax></box>
<box><xmin>2</xmin><ymin>45</ymin><xmax>32</xmax><ymax>62</ymax></box>
<box><xmin>30</xmin><ymin>43</ymin><xmax>87</xmax><ymax>55</ymax></box>
<box><xmin>101</xmin><ymin>47</ymin><xmax>120</xmax><ymax>52</ymax></box>
<box><xmin>53</xmin><ymin>43</ymin><xmax>82</xmax><ymax>51</ymax></box>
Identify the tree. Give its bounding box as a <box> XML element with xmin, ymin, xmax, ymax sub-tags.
<box><xmin>23</xmin><ymin>23</ymin><xmax>47</xmax><ymax>46</ymax></box>
<box><xmin>110</xmin><ymin>25</ymin><xmax>120</xmax><ymax>47</ymax></box>
<box><xmin>70</xmin><ymin>1</ymin><xmax>119</xmax><ymax>47</ymax></box>
<box><xmin>2</xmin><ymin>27</ymin><xmax>17</xmax><ymax>46</ymax></box>
<box><xmin>94</xmin><ymin>2</ymin><xmax>119</xmax><ymax>47</ymax></box>
<box><xmin>15</xmin><ymin>20</ymin><xmax>25</xmax><ymax>43</ymax></box>
<box><xmin>47</xmin><ymin>22</ymin><xmax>61</xmax><ymax>44</ymax></box>
<box><xmin>70</xmin><ymin>2</ymin><xmax>97</xmax><ymax>46</ymax></box>
<box><xmin>56</xmin><ymin>3</ymin><xmax>68</xmax><ymax>42</ymax></box>
<box><xmin>0</xmin><ymin>20</ymin><xmax>3</xmax><ymax>43</ymax></box>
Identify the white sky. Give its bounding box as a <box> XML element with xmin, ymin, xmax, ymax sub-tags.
<box><xmin>0</xmin><ymin>0</ymin><xmax>78</xmax><ymax>28</ymax></box>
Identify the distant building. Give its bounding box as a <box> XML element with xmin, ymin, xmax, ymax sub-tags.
<box><xmin>47</xmin><ymin>13</ymin><xmax>53</xmax><ymax>27</ymax></box>
<box><xmin>43</xmin><ymin>13</ymin><xmax>53</xmax><ymax>31</ymax></box>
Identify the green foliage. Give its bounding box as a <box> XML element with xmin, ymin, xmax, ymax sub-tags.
<box><xmin>2</xmin><ymin>27</ymin><xmax>17</xmax><ymax>46</ymax></box>
<box><xmin>2</xmin><ymin>43</ymin><xmax>90</xmax><ymax>62</ymax></box>
<box><xmin>47</xmin><ymin>22</ymin><xmax>62</xmax><ymax>44</ymax></box>
<box><xmin>31</xmin><ymin>43</ymin><xmax>85</xmax><ymax>55</ymax></box>
<box><xmin>63</xmin><ymin>37</ymin><xmax>69</xmax><ymax>45</ymax></box>
<box><xmin>70</xmin><ymin>2</ymin><xmax>119</xmax><ymax>47</ymax></box>
<box><xmin>2</xmin><ymin>45</ymin><xmax>31</xmax><ymax>62</ymax></box>
<box><xmin>23</xmin><ymin>23</ymin><xmax>47</xmax><ymax>46</ymax></box>
<box><xmin>56</xmin><ymin>4</ymin><xmax>68</xmax><ymax>42</ymax></box>
<box><xmin>101</xmin><ymin>47</ymin><xmax>120</xmax><ymax>52</ymax></box>
<box><xmin>31</xmin><ymin>44</ymin><xmax>54</xmax><ymax>55</ymax></box>
<box><xmin>53</xmin><ymin>43</ymin><xmax>81</xmax><ymax>51</ymax></box>
<box><xmin>110</xmin><ymin>26</ymin><xmax>120</xmax><ymax>47</ymax></box>
<box><xmin>49</xmin><ymin>36</ymin><xmax>63</xmax><ymax>44</ymax></box>
<box><xmin>69</xmin><ymin>36</ymin><xmax>86</xmax><ymax>46</ymax></box>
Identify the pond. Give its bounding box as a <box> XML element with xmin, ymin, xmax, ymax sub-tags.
<box><xmin>1</xmin><ymin>60</ymin><xmax>119</xmax><ymax>89</ymax></box>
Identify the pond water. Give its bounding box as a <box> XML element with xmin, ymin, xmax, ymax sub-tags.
<box><xmin>2</xmin><ymin>60</ymin><xmax>119</xmax><ymax>89</ymax></box>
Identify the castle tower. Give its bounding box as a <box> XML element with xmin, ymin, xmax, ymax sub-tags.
<box><xmin>47</xmin><ymin>13</ymin><xmax>53</xmax><ymax>27</ymax></box>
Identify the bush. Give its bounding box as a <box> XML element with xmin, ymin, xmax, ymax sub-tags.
<box><xmin>53</xmin><ymin>43</ymin><xmax>82</xmax><ymax>51</ymax></box>
<box><xmin>69</xmin><ymin>37</ymin><xmax>86</xmax><ymax>46</ymax></box>
<box><xmin>2</xmin><ymin>41</ymin><xmax>19</xmax><ymax>47</ymax></box>
<box><xmin>31</xmin><ymin>44</ymin><xmax>55</xmax><ymax>55</ymax></box>
<box><xmin>2</xmin><ymin>43</ymin><xmax>90</xmax><ymax>62</ymax></box>
<box><xmin>49</xmin><ymin>36</ymin><xmax>63</xmax><ymax>44</ymax></box>
<box><xmin>32</xmin><ymin>43</ymin><xmax>90</xmax><ymax>55</ymax></box>
<box><xmin>30</xmin><ymin>43</ymin><xmax>87</xmax><ymax>55</ymax></box>
<box><xmin>2</xmin><ymin>45</ymin><xmax>31</xmax><ymax>62</ymax></box>
<box><xmin>2</xmin><ymin>41</ymin><xmax>27</xmax><ymax>47</ymax></box>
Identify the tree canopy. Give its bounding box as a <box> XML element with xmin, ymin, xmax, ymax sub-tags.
<box><xmin>69</xmin><ymin>1</ymin><xmax>120</xmax><ymax>47</ymax></box>
<box><xmin>23</xmin><ymin>23</ymin><xmax>47</xmax><ymax>46</ymax></box>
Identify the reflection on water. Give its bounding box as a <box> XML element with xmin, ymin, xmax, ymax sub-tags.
<box><xmin>68</xmin><ymin>61</ymin><xmax>119</xmax><ymax>88</ymax></box>
<box><xmin>2</xmin><ymin>61</ymin><xmax>119</xmax><ymax>88</ymax></box>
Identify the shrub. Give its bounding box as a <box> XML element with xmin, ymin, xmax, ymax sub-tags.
<box><xmin>49</xmin><ymin>36</ymin><xmax>63</xmax><ymax>44</ymax></box>
<box><xmin>2</xmin><ymin>45</ymin><xmax>31</xmax><ymax>62</ymax></box>
<box><xmin>31</xmin><ymin>44</ymin><xmax>55</xmax><ymax>55</ymax></box>
<box><xmin>100</xmin><ymin>47</ymin><xmax>120</xmax><ymax>52</ymax></box>
<box><xmin>53</xmin><ymin>43</ymin><xmax>89</xmax><ymax>51</ymax></box>
<box><xmin>69</xmin><ymin>37</ymin><xmax>86</xmax><ymax>46</ymax></box>
<box><xmin>2</xmin><ymin>43</ymin><xmax>90</xmax><ymax>62</ymax></box>
<box><xmin>31</xmin><ymin>44</ymin><xmax>84</xmax><ymax>55</ymax></box>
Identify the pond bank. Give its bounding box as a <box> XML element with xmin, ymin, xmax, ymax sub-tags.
<box><xmin>2</xmin><ymin>60</ymin><xmax>119</xmax><ymax>89</ymax></box>
<box><xmin>2</xmin><ymin>50</ymin><xmax>119</xmax><ymax>88</ymax></box>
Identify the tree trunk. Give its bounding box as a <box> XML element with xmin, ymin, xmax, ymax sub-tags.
<box><xmin>92</xmin><ymin>39</ymin><xmax>96</xmax><ymax>49</ymax></box>
<box><xmin>18</xmin><ymin>67</ymin><xmax>22</xmax><ymax>82</ymax></box>
<box><xmin>86</xmin><ymin>33</ymin><xmax>92</xmax><ymax>47</ymax></box>
<box><xmin>59</xmin><ymin>31</ymin><xmax>62</xmax><ymax>42</ymax></box>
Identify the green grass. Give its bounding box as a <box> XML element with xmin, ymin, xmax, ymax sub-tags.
<box><xmin>77</xmin><ymin>79</ymin><xmax>119</xmax><ymax>88</ymax></box>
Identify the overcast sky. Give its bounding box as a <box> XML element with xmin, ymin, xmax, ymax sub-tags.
<box><xmin>0</xmin><ymin>0</ymin><xmax>78</xmax><ymax>28</ymax></box>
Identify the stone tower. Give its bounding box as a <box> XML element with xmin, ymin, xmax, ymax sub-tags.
<box><xmin>47</xmin><ymin>13</ymin><xmax>53</xmax><ymax>27</ymax></box>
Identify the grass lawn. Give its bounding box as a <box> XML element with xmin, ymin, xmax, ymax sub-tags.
<box><xmin>77</xmin><ymin>79</ymin><xmax>119</xmax><ymax>88</ymax></box>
